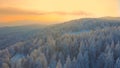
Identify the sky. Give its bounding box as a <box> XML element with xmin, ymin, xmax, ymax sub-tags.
<box><xmin>0</xmin><ymin>0</ymin><xmax>119</xmax><ymax>25</ymax></box>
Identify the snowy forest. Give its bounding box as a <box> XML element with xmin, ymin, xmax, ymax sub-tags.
<box><xmin>0</xmin><ymin>17</ymin><xmax>120</xmax><ymax>68</ymax></box>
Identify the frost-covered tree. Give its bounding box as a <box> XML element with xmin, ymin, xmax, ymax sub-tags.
<box><xmin>64</xmin><ymin>56</ymin><xmax>71</xmax><ymax>68</ymax></box>
<box><xmin>2</xmin><ymin>63</ymin><xmax>9</xmax><ymax>68</ymax></box>
<box><xmin>114</xmin><ymin>58</ymin><xmax>120</xmax><ymax>68</ymax></box>
<box><xmin>104</xmin><ymin>51</ymin><xmax>114</xmax><ymax>68</ymax></box>
<box><xmin>56</xmin><ymin>60</ymin><xmax>62</xmax><ymax>68</ymax></box>
<box><xmin>96</xmin><ymin>53</ymin><xmax>106</xmax><ymax>68</ymax></box>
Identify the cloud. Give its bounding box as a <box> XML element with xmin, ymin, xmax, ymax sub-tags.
<box><xmin>0</xmin><ymin>7</ymin><xmax>45</xmax><ymax>15</ymax></box>
<box><xmin>0</xmin><ymin>7</ymin><xmax>92</xmax><ymax>16</ymax></box>
<box><xmin>50</xmin><ymin>11</ymin><xmax>91</xmax><ymax>16</ymax></box>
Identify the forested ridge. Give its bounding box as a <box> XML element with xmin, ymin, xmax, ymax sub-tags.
<box><xmin>0</xmin><ymin>17</ymin><xmax>120</xmax><ymax>68</ymax></box>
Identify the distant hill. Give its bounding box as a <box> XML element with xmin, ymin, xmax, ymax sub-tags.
<box><xmin>100</xmin><ymin>16</ymin><xmax>120</xmax><ymax>20</ymax></box>
<box><xmin>1</xmin><ymin>17</ymin><xmax>120</xmax><ymax>36</ymax></box>
<box><xmin>48</xmin><ymin>17</ymin><xmax>120</xmax><ymax>34</ymax></box>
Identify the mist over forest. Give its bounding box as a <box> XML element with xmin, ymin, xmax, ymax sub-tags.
<box><xmin>0</xmin><ymin>17</ymin><xmax>120</xmax><ymax>68</ymax></box>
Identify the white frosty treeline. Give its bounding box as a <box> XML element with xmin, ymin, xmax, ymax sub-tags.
<box><xmin>0</xmin><ymin>18</ymin><xmax>120</xmax><ymax>68</ymax></box>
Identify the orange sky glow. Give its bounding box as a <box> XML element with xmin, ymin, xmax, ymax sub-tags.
<box><xmin>0</xmin><ymin>0</ymin><xmax>119</xmax><ymax>25</ymax></box>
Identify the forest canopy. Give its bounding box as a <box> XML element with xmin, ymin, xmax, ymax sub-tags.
<box><xmin>0</xmin><ymin>17</ymin><xmax>120</xmax><ymax>68</ymax></box>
